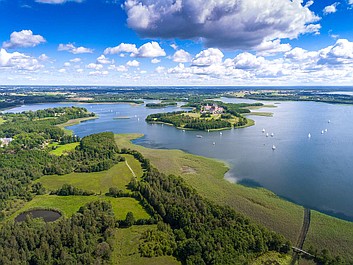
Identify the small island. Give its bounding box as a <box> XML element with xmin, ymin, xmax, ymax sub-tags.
<box><xmin>146</xmin><ymin>102</ymin><xmax>262</xmax><ymax>131</ymax></box>
<box><xmin>145</xmin><ymin>102</ymin><xmax>177</xmax><ymax>108</ymax></box>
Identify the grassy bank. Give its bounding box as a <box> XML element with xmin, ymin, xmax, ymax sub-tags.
<box><xmin>115</xmin><ymin>134</ymin><xmax>303</xmax><ymax>243</ymax></box>
<box><xmin>115</xmin><ymin>134</ymin><xmax>353</xmax><ymax>261</ymax></box>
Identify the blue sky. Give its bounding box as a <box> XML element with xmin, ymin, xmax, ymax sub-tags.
<box><xmin>1</xmin><ymin>0</ymin><xmax>353</xmax><ymax>86</ymax></box>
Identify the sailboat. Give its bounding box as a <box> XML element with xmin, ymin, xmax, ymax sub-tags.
<box><xmin>262</xmin><ymin>128</ymin><xmax>266</xmax><ymax>133</ymax></box>
<box><xmin>328</xmin><ymin>120</ymin><xmax>331</xmax><ymax>123</ymax></box>
<box><xmin>325</xmin><ymin>128</ymin><xmax>328</xmax><ymax>132</ymax></box>
<box><xmin>270</xmin><ymin>133</ymin><xmax>274</xmax><ymax>137</ymax></box>
<box><xmin>308</xmin><ymin>133</ymin><xmax>311</xmax><ymax>138</ymax></box>
<box><xmin>321</xmin><ymin>130</ymin><xmax>324</xmax><ymax>134</ymax></box>
<box><xmin>272</xmin><ymin>145</ymin><xmax>276</xmax><ymax>150</ymax></box>
<box><xmin>266</xmin><ymin>133</ymin><xmax>269</xmax><ymax>137</ymax></box>
<box><xmin>219</xmin><ymin>132</ymin><xmax>222</xmax><ymax>135</ymax></box>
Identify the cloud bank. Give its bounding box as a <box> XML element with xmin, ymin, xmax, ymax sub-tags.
<box><xmin>123</xmin><ymin>0</ymin><xmax>320</xmax><ymax>50</ymax></box>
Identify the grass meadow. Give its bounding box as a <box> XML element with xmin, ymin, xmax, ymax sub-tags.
<box><xmin>38</xmin><ymin>154</ymin><xmax>141</xmax><ymax>193</ymax></box>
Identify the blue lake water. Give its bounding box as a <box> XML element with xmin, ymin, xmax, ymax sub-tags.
<box><xmin>6</xmin><ymin>99</ymin><xmax>353</xmax><ymax>220</ymax></box>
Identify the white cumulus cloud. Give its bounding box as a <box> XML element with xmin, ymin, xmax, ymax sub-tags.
<box><xmin>126</xmin><ymin>60</ymin><xmax>140</xmax><ymax>67</ymax></box>
<box><xmin>96</xmin><ymin>55</ymin><xmax>112</xmax><ymax>64</ymax></box>
<box><xmin>124</xmin><ymin>0</ymin><xmax>320</xmax><ymax>50</ymax></box>
<box><xmin>318</xmin><ymin>39</ymin><xmax>353</xmax><ymax>65</ymax></box>
<box><xmin>58</xmin><ymin>43</ymin><xmax>93</xmax><ymax>54</ymax></box>
<box><xmin>136</xmin><ymin>42</ymin><xmax>166</xmax><ymax>58</ymax></box>
<box><xmin>70</xmin><ymin>57</ymin><xmax>81</xmax><ymax>63</ymax></box>
<box><xmin>192</xmin><ymin>48</ymin><xmax>224</xmax><ymax>66</ymax></box>
<box><xmin>2</xmin><ymin>30</ymin><xmax>46</xmax><ymax>49</ymax></box>
<box><xmin>323</xmin><ymin>2</ymin><xmax>339</xmax><ymax>14</ymax></box>
<box><xmin>173</xmin><ymin>49</ymin><xmax>191</xmax><ymax>63</ymax></box>
<box><xmin>151</xmin><ymin>58</ymin><xmax>161</xmax><ymax>64</ymax></box>
<box><xmin>255</xmin><ymin>39</ymin><xmax>292</xmax><ymax>56</ymax></box>
<box><xmin>104</xmin><ymin>41</ymin><xmax>166</xmax><ymax>58</ymax></box>
<box><xmin>104</xmin><ymin>43</ymin><xmax>138</xmax><ymax>55</ymax></box>
<box><xmin>86</xmin><ymin>63</ymin><xmax>103</xmax><ymax>70</ymax></box>
<box><xmin>0</xmin><ymin>48</ymin><xmax>43</xmax><ymax>71</ymax></box>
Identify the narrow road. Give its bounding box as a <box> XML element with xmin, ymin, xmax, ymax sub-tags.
<box><xmin>291</xmin><ymin>208</ymin><xmax>311</xmax><ymax>265</ymax></box>
<box><xmin>125</xmin><ymin>160</ymin><xmax>137</xmax><ymax>178</ymax></box>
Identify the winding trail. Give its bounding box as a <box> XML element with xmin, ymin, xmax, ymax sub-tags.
<box><xmin>291</xmin><ymin>208</ymin><xmax>311</xmax><ymax>264</ymax></box>
<box><xmin>125</xmin><ymin>160</ymin><xmax>137</xmax><ymax>178</ymax></box>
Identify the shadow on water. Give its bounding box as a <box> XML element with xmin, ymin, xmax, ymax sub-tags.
<box><xmin>237</xmin><ymin>178</ymin><xmax>263</xmax><ymax>188</ymax></box>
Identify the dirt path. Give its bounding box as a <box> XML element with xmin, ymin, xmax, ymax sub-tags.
<box><xmin>291</xmin><ymin>208</ymin><xmax>311</xmax><ymax>264</ymax></box>
<box><xmin>125</xmin><ymin>160</ymin><xmax>137</xmax><ymax>178</ymax></box>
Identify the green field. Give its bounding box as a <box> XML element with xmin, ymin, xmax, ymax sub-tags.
<box><xmin>0</xmin><ymin>117</ymin><xmax>5</xmax><ymax>124</ymax></box>
<box><xmin>112</xmin><ymin>225</ymin><xmax>180</xmax><ymax>265</ymax></box>
<box><xmin>38</xmin><ymin>154</ymin><xmax>142</xmax><ymax>193</ymax></box>
<box><xmin>49</xmin><ymin>142</ymin><xmax>79</xmax><ymax>156</ymax></box>
<box><xmin>10</xmin><ymin>195</ymin><xmax>150</xmax><ymax>220</ymax></box>
<box><xmin>115</xmin><ymin>134</ymin><xmax>353</xmax><ymax>261</ymax></box>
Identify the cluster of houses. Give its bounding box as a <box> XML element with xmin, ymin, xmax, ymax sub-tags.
<box><xmin>201</xmin><ymin>104</ymin><xmax>224</xmax><ymax>114</ymax></box>
<box><xmin>0</xmin><ymin>138</ymin><xmax>13</xmax><ymax>147</ymax></box>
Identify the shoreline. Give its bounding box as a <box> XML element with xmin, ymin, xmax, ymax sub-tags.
<box><xmin>147</xmin><ymin>117</ymin><xmax>255</xmax><ymax>131</ymax></box>
<box><xmin>56</xmin><ymin>116</ymin><xmax>98</xmax><ymax>135</ymax></box>
<box><xmin>114</xmin><ymin>133</ymin><xmax>353</xmax><ymax>261</ymax></box>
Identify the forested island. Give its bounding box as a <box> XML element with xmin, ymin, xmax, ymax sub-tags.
<box><xmin>146</xmin><ymin>102</ymin><xmax>262</xmax><ymax>131</ymax></box>
<box><xmin>145</xmin><ymin>102</ymin><xmax>177</xmax><ymax>108</ymax></box>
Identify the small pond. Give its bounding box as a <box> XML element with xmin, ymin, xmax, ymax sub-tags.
<box><xmin>15</xmin><ymin>209</ymin><xmax>62</xmax><ymax>222</ymax></box>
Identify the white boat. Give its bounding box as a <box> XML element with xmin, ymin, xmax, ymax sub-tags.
<box><xmin>321</xmin><ymin>130</ymin><xmax>324</xmax><ymax>134</ymax></box>
<box><xmin>328</xmin><ymin>120</ymin><xmax>331</xmax><ymax>123</ymax></box>
<box><xmin>196</xmin><ymin>135</ymin><xmax>203</xmax><ymax>138</ymax></box>
<box><xmin>219</xmin><ymin>132</ymin><xmax>222</xmax><ymax>135</ymax></box>
<box><xmin>270</xmin><ymin>133</ymin><xmax>274</xmax><ymax>137</ymax></box>
<box><xmin>262</xmin><ymin>128</ymin><xmax>265</xmax><ymax>133</ymax></box>
<box><xmin>325</xmin><ymin>128</ymin><xmax>328</xmax><ymax>132</ymax></box>
<box><xmin>266</xmin><ymin>133</ymin><xmax>269</xmax><ymax>137</ymax></box>
<box><xmin>208</xmin><ymin>129</ymin><xmax>210</xmax><ymax>132</ymax></box>
<box><xmin>212</xmin><ymin>142</ymin><xmax>216</xmax><ymax>145</ymax></box>
<box><xmin>272</xmin><ymin>145</ymin><xmax>276</xmax><ymax>150</ymax></box>
<box><xmin>308</xmin><ymin>133</ymin><xmax>311</xmax><ymax>138</ymax></box>
<box><xmin>182</xmin><ymin>129</ymin><xmax>185</xmax><ymax>132</ymax></box>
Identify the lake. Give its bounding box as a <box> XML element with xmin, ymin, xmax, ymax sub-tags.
<box><xmin>7</xmin><ymin>99</ymin><xmax>353</xmax><ymax>220</ymax></box>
